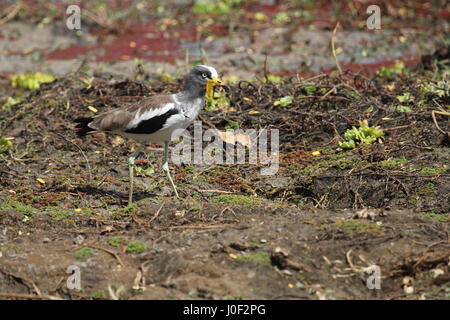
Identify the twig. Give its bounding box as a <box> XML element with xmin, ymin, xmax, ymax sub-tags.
<box><xmin>88</xmin><ymin>245</ymin><xmax>125</xmax><ymax>268</ymax></box>
<box><xmin>149</xmin><ymin>201</ymin><xmax>166</xmax><ymax>223</ymax></box>
<box><xmin>197</xmin><ymin>189</ymin><xmax>235</xmax><ymax>194</ymax></box>
<box><xmin>331</xmin><ymin>22</ymin><xmax>342</xmax><ymax>74</ymax></box>
<box><xmin>431</xmin><ymin>110</ymin><xmax>450</xmax><ymax>138</ymax></box>
<box><xmin>155</xmin><ymin>223</ymin><xmax>237</xmax><ymax>231</ymax></box>
<box><xmin>0</xmin><ymin>292</ymin><xmax>62</xmax><ymax>300</ymax></box>
<box><xmin>0</xmin><ymin>1</ymin><xmax>23</xmax><ymax>25</ymax></box>
<box><xmin>56</xmin><ymin>133</ymin><xmax>92</xmax><ymax>181</ymax></box>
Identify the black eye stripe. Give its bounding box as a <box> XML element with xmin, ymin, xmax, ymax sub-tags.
<box><xmin>198</xmin><ymin>70</ymin><xmax>210</xmax><ymax>78</ymax></box>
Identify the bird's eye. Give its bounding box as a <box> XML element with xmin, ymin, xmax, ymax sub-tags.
<box><xmin>201</xmin><ymin>73</ymin><xmax>208</xmax><ymax>78</ymax></box>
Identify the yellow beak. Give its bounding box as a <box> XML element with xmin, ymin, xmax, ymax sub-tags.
<box><xmin>211</xmin><ymin>77</ymin><xmax>224</xmax><ymax>86</ymax></box>
<box><xmin>206</xmin><ymin>78</ymin><xmax>224</xmax><ymax>98</ymax></box>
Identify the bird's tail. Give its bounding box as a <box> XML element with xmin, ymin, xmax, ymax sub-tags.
<box><xmin>74</xmin><ymin>117</ymin><xmax>96</xmax><ymax>137</ymax></box>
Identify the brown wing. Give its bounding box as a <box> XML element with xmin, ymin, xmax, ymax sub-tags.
<box><xmin>88</xmin><ymin>95</ymin><xmax>175</xmax><ymax>132</ymax></box>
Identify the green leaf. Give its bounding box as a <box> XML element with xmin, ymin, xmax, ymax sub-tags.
<box><xmin>396</xmin><ymin>92</ymin><xmax>411</xmax><ymax>103</ymax></box>
<box><xmin>10</xmin><ymin>72</ymin><xmax>55</xmax><ymax>90</ymax></box>
<box><xmin>0</xmin><ymin>137</ymin><xmax>13</xmax><ymax>153</ymax></box>
<box><xmin>274</xmin><ymin>96</ymin><xmax>293</xmax><ymax>107</ymax></box>
<box><xmin>304</xmin><ymin>86</ymin><xmax>317</xmax><ymax>95</ymax></box>
<box><xmin>225</xmin><ymin>120</ymin><xmax>240</xmax><ymax>130</ymax></box>
<box><xmin>395</xmin><ymin>105</ymin><xmax>412</xmax><ymax>113</ymax></box>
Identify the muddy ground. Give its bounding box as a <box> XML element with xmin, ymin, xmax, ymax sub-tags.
<box><xmin>0</xmin><ymin>0</ymin><xmax>450</xmax><ymax>300</ymax></box>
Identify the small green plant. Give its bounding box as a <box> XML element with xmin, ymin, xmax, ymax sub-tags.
<box><xmin>80</xmin><ymin>76</ymin><xmax>95</xmax><ymax>89</ymax></box>
<box><xmin>91</xmin><ymin>290</ymin><xmax>108</xmax><ymax>300</ymax></box>
<box><xmin>206</xmin><ymin>92</ymin><xmax>230</xmax><ymax>111</ymax></box>
<box><xmin>123</xmin><ymin>203</ymin><xmax>138</xmax><ymax>215</ymax></box>
<box><xmin>272</xmin><ymin>12</ymin><xmax>290</xmax><ymax>24</ymax></box>
<box><xmin>304</xmin><ymin>86</ymin><xmax>317</xmax><ymax>95</ymax></box>
<box><xmin>224</xmin><ymin>120</ymin><xmax>240</xmax><ymax>130</ymax></box>
<box><xmin>3</xmin><ymin>96</ymin><xmax>23</xmax><ymax>109</ymax></box>
<box><xmin>0</xmin><ymin>198</ymin><xmax>34</xmax><ymax>216</ymax></box>
<box><xmin>396</xmin><ymin>92</ymin><xmax>412</xmax><ymax>103</ymax></box>
<box><xmin>254</xmin><ymin>12</ymin><xmax>267</xmax><ymax>21</ymax></box>
<box><xmin>266</xmin><ymin>75</ymin><xmax>282</xmax><ymax>83</ymax></box>
<box><xmin>274</xmin><ymin>96</ymin><xmax>293</xmax><ymax>107</ymax></box>
<box><xmin>212</xmin><ymin>194</ymin><xmax>261</xmax><ymax>206</ymax></box>
<box><xmin>107</xmin><ymin>237</ymin><xmax>128</xmax><ymax>247</ymax></box>
<box><xmin>46</xmin><ymin>207</ymin><xmax>74</xmax><ymax>220</ymax></box>
<box><xmin>377</xmin><ymin>60</ymin><xmax>405</xmax><ymax>79</ymax></box>
<box><xmin>236</xmin><ymin>251</ymin><xmax>270</xmax><ymax>265</ymax></box>
<box><xmin>419</xmin><ymin>167</ymin><xmax>446</xmax><ymax>175</ymax></box>
<box><xmin>135</xmin><ymin>166</ymin><xmax>154</xmax><ymax>176</ymax></box>
<box><xmin>421</xmin><ymin>79</ymin><xmax>449</xmax><ymax>98</ymax></box>
<box><xmin>0</xmin><ymin>137</ymin><xmax>13</xmax><ymax>153</ymax></box>
<box><xmin>11</xmin><ymin>72</ymin><xmax>55</xmax><ymax>90</ymax></box>
<box><xmin>192</xmin><ymin>0</ymin><xmax>241</xmax><ymax>15</ymax></box>
<box><xmin>319</xmin><ymin>218</ymin><xmax>382</xmax><ymax>235</ymax></box>
<box><xmin>421</xmin><ymin>213</ymin><xmax>449</xmax><ymax>223</ymax></box>
<box><xmin>339</xmin><ymin>120</ymin><xmax>384</xmax><ymax>149</ymax></box>
<box><xmin>395</xmin><ymin>105</ymin><xmax>412</xmax><ymax>113</ymax></box>
<box><xmin>126</xmin><ymin>241</ymin><xmax>147</xmax><ymax>254</ymax></box>
<box><xmin>378</xmin><ymin>156</ymin><xmax>408</xmax><ymax>168</ymax></box>
<box><xmin>75</xmin><ymin>247</ymin><xmax>93</xmax><ymax>260</ymax></box>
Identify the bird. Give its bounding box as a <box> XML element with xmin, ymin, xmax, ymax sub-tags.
<box><xmin>74</xmin><ymin>65</ymin><xmax>223</xmax><ymax>203</ymax></box>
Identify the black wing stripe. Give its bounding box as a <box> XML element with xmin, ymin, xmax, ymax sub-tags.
<box><xmin>125</xmin><ymin>109</ymin><xmax>180</xmax><ymax>134</ymax></box>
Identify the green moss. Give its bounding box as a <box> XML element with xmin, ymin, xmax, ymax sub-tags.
<box><xmin>419</xmin><ymin>167</ymin><xmax>446</xmax><ymax>175</ymax></box>
<box><xmin>237</xmin><ymin>251</ymin><xmax>270</xmax><ymax>265</ymax></box>
<box><xmin>91</xmin><ymin>290</ymin><xmax>108</xmax><ymax>300</ymax></box>
<box><xmin>46</xmin><ymin>207</ymin><xmax>74</xmax><ymax>220</ymax></box>
<box><xmin>421</xmin><ymin>213</ymin><xmax>449</xmax><ymax>223</ymax></box>
<box><xmin>75</xmin><ymin>247</ymin><xmax>93</xmax><ymax>260</ymax></box>
<box><xmin>416</xmin><ymin>182</ymin><xmax>437</xmax><ymax>197</ymax></box>
<box><xmin>319</xmin><ymin>218</ymin><xmax>382</xmax><ymax>235</ymax></box>
<box><xmin>212</xmin><ymin>194</ymin><xmax>261</xmax><ymax>206</ymax></box>
<box><xmin>107</xmin><ymin>237</ymin><xmax>128</xmax><ymax>247</ymax></box>
<box><xmin>0</xmin><ymin>198</ymin><xmax>34</xmax><ymax>216</ymax></box>
<box><xmin>124</xmin><ymin>203</ymin><xmax>138</xmax><ymax>214</ymax></box>
<box><xmin>288</xmin><ymin>153</ymin><xmax>360</xmax><ymax>176</ymax></box>
<box><xmin>126</xmin><ymin>241</ymin><xmax>147</xmax><ymax>254</ymax></box>
<box><xmin>378</xmin><ymin>156</ymin><xmax>408</xmax><ymax>168</ymax></box>
<box><xmin>111</xmin><ymin>203</ymin><xmax>138</xmax><ymax>219</ymax></box>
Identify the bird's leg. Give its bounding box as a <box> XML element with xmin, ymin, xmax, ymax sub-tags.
<box><xmin>162</xmin><ymin>141</ymin><xmax>179</xmax><ymax>198</ymax></box>
<box><xmin>128</xmin><ymin>143</ymin><xmax>145</xmax><ymax>204</ymax></box>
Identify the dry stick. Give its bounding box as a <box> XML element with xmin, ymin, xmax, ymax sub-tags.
<box><xmin>431</xmin><ymin>110</ymin><xmax>450</xmax><ymax>138</ymax></box>
<box><xmin>331</xmin><ymin>22</ymin><xmax>342</xmax><ymax>75</ymax></box>
<box><xmin>149</xmin><ymin>201</ymin><xmax>166</xmax><ymax>223</ymax></box>
<box><xmin>263</xmin><ymin>55</ymin><xmax>269</xmax><ymax>83</ymax></box>
<box><xmin>155</xmin><ymin>224</ymin><xmax>236</xmax><ymax>231</ymax></box>
<box><xmin>0</xmin><ymin>292</ymin><xmax>62</xmax><ymax>300</ymax></box>
<box><xmin>56</xmin><ymin>133</ymin><xmax>93</xmax><ymax>181</ymax></box>
<box><xmin>412</xmin><ymin>241</ymin><xmax>449</xmax><ymax>270</ymax></box>
<box><xmin>88</xmin><ymin>245</ymin><xmax>125</xmax><ymax>268</ymax></box>
<box><xmin>0</xmin><ymin>1</ymin><xmax>23</xmax><ymax>25</ymax></box>
<box><xmin>1</xmin><ymin>270</ymin><xmax>42</xmax><ymax>296</ymax></box>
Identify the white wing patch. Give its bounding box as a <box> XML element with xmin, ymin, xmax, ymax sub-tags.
<box><xmin>126</xmin><ymin>103</ymin><xmax>176</xmax><ymax>129</ymax></box>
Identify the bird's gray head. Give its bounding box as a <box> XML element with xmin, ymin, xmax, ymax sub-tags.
<box><xmin>182</xmin><ymin>65</ymin><xmax>223</xmax><ymax>98</ymax></box>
